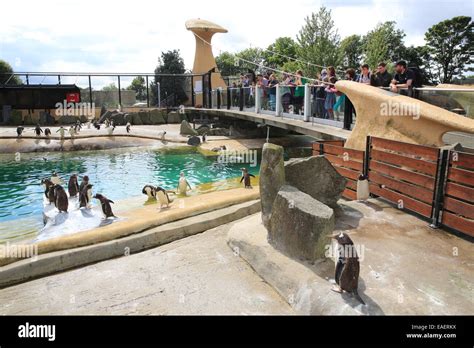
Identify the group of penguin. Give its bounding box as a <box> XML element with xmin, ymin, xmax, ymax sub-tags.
<box><xmin>41</xmin><ymin>173</ymin><xmax>116</xmax><ymax>219</ymax></box>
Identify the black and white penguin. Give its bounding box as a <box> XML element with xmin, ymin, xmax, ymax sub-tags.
<box><xmin>331</xmin><ymin>232</ymin><xmax>365</xmax><ymax>305</ymax></box>
<box><xmin>68</xmin><ymin>174</ymin><xmax>80</xmax><ymax>198</ymax></box>
<box><xmin>126</xmin><ymin>122</ymin><xmax>131</xmax><ymax>134</ymax></box>
<box><xmin>356</xmin><ymin>174</ymin><xmax>370</xmax><ymax>201</ymax></box>
<box><xmin>41</xmin><ymin>178</ymin><xmax>56</xmax><ymax>204</ymax></box>
<box><xmin>51</xmin><ymin>172</ymin><xmax>63</xmax><ymax>185</ymax></box>
<box><xmin>240</xmin><ymin>168</ymin><xmax>255</xmax><ymax>189</ymax></box>
<box><xmin>44</xmin><ymin>128</ymin><xmax>51</xmax><ymax>137</ymax></box>
<box><xmin>79</xmin><ymin>184</ymin><xmax>93</xmax><ymax>209</ymax></box>
<box><xmin>93</xmin><ymin>194</ymin><xmax>116</xmax><ymax>219</ymax></box>
<box><xmin>142</xmin><ymin>185</ymin><xmax>157</xmax><ymax>199</ymax></box>
<box><xmin>16</xmin><ymin>126</ymin><xmax>24</xmax><ymax>137</ymax></box>
<box><xmin>54</xmin><ymin>185</ymin><xmax>69</xmax><ymax>213</ymax></box>
<box><xmin>79</xmin><ymin>175</ymin><xmax>90</xmax><ymax>193</ymax></box>
<box><xmin>34</xmin><ymin>124</ymin><xmax>43</xmax><ymax>136</ymax></box>
<box><xmin>156</xmin><ymin>186</ymin><xmax>172</xmax><ymax>208</ymax></box>
<box><xmin>177</xmin><ymin>172</ymin><xmax>192</xmax><ymax>196</ymax></box>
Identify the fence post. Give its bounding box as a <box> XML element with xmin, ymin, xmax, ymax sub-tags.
<box><xmin>319</xmin><ymin>142</ymin><xmax>324</xmax><ymax>155</ymax></box>
<box><xmin>343</xmin><ymin>96</ymin><xmax>354</xmax><ymax>130</ymax></box>
<box><xmin>275</xmin><ymin>85</ymin><xmax>282</xmax><ymax>117</ymax></box>
<box><xmin>303</xmin><ymin>83</ymin><xmax>311</xmax><ymax>122</ymax></box>
<box><xmin>255</xmin><ymin>86</ymin><xmax>261</xmax><ymax>114</ymax></box>
<box><xmin>227</xmin><ymin>89</ymin><xmax>231</xmax><ymax>110</ymax></box>
<box><xmin>430</xmin><ymin>149</ymin><xmax>450</xmax><ymax>228</ymax></box>
<box><xmin>239</xmin><ymin>87</ymin><xmax>244</xmax><ymax>111</ymax></box>
<box><xmin>217</xmin><ymin>89</ymin><xmax>221</xmax><ymax>109</ymax></box>
<box><xmin>364</xmin><ymin>136</ymin><xmax>372</xmax><ymax>178</ymax></box>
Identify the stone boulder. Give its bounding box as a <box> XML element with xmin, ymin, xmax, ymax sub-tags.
<box><xmin>138</xmin><ymin>111</ymin><xmax>151</xmax><ymax>124</ymax></box>
<box><xmin>187</xmin><ymin>136</ymin><xmax>201</xmax><ymax>146</ymax></box>
<box><xmin>149</xmin><ymin>109</ymin><xmax>166</xmax><ymax>124</ymax></box>
<box><xmin>208</xmin><ymin>128</ymin><xmax>229</xmax><ymax>136</ymax></box>
<box><xmin>196</xmin><ymin>125</ymin><xmax>210</xmax><ymax>135</ymax></box>
<box><xmin>167</xmin><ymin>111</ymin><xmax>182</xmax><ymax>124</ymax></box>
<box><xmin>180</xmin><ymin>120</ymin><xmax>198</xmax><ymax>136</ymax></box>
<box><xmin>130</xmin><ymin>113</ymin><xmax>143</xmax><ymax>125</ymax></box>
<box><xmin>259</xmin><ymin>143</ymin><xmax>285</xmax><ymax>228</ymax></box>
<box><xmin>269</xmin><ymin>185</ymin><xmax>334</xmax><ymax>262</ymax></box>
<box><xmin>285</xmin><ymin>156</ymin><xmax>346</xmax><ymax>208</ymax></box>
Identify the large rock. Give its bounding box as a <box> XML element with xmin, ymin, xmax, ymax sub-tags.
<box><xmin>138</xmin><ymin>111</ymin><xmax>151</xmax><ymax>124</ymax></box>
<box><xmin>269</xmin><ymin>185</ymin><xmax>334</xmax><ymax>262</ymax></box>
<box><xmin>187</xmin><ymin>136</ymin><xmax>201</xmax><ymax>146</ymax></box>
<box><xmin>149</xmin><ymin>109</ymin><xmax>166</xmax><ymax>124</ymax></box>
<box><xmin>180</xmin><ymin>120</ymin><xmax>198</xmax><ymax>136</ymax></box>
<box><xmin>208</xmin><ymin>128</ymin><xmax>229</xmax><ymax>136</ymax></box>
<box><xmin>259</xmin><ymin>143</ymin><xmax>285</xmax><ymax>228</ymax></box>
<box><xmin>130</xmin><ymin>113</ymin><xmax>143</xmax><ymax>125</ymax></box>
<box><xmin>167</xmin><ymin>111</ymin><xmax>182</xmax><ymax>124</ymax></box>
<box><xmin>285</xmin><ymin>156</ymin><xmax>346</xmax><ymax>208</ymax></box>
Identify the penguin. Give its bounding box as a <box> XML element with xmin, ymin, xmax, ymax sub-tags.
<box><xmin>75</xmin><ymin>121</ymin><xmax>82</xmax><ymax>133</ymax></box>
<box><xmin>69</xmin><ymin>126</ymin><xmax>75</xmax><ymax>137</ymax></box>
<box><xmin>54</xmin><ymin>185</ymin><xmax>69</xmax><ymax>213</ymax></box>
<box><xmin>177</xmin><ymin>172</ymin><xmax>192</xmax><ymax>196</ymax></box>
<box><xmin>41</xmin><ymin>178</ymin><xmax>56</xmax><ymax>204</ymax></box>
<box><xmin>16</xmin><ymin>126</ymin><xmax>24</xmax><ymax>137</ymax></box>
<box><xmin>56</xmin><ymin>126</ymin><xmax>65</xmax><ymax>139</ymax></box>
<box><xmin>51</xmin><ymin>172</ymin><xmax>63</xmax><ymax>185</ymax></box>
<box><xmin>68</xmin><ymin>174</ymin><xmax>80</xmax><ymax>198</ymax></box>
<box><xmin>356</xmin><ymin>174</ymin><xmax>370</xmax><ymax>201</ymax></box>
<box><xmin>34</xmin><ymin>124</ymin><xmax>43</xmax><ymax>136</ymax></box>
<box><xmin>93</xmin><ymin>194</ymin><xmax>116</xmax><ymax>219</ymax></box>
<box><xmin>240</xmin><ymin>168</ymin><xmax>255</xmax><ymax>189</ymax></box>
<box><xmin>79</xmin><ymin>184</ymin><xmax>93</xmax><ymax>209</ymax></box>
<box><xmin>142</xmin><ymin>185</ymin><xmax>157</xmax><ymax>199</ymax></box>
<box><xmin>126</xmin><ymin>122</ymin><xmax>131</xmax><ymax>134</ymax></box>
<box><xmin>107</xmin><ymin>125</ymin><xmax>114</xmax><ymax>135</ymax></box>
<box><xmin>331</xmin><ymin>232</ymin><xmax>365</xmax><ymax>305</ymax></box>
<box><xmin>156</xmin><ymin>186</ymin><xmax>172</xmax><ymax>208</ymax></box>
<box><xmin>79</xmin><ymin>175</ymin><xmax>90</xmax><ymax>193</ymax></box>
<box><xmin>44</xmin><ymin>128</ymin><xmax>51</xmax><ymax>137</ymax></box>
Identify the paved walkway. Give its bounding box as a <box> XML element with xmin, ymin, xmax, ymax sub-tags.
<box><xmin>0</xmin><ymin>220</ymin><xmax>293</xmax><ymax>315</ymax></box>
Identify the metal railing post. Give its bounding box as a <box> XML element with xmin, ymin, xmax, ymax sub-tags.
<box><xmin>255</xmin><ymin>86</ymin><xmax>261</xmax><ymax>114</ymax></box>
<box><xmin>275</xmin><ymin>85</ymin><xmax>282</xmax><ymax>117</ymax></box>
<box><xmin>364</xmin><ymin>136</ymin><xmax>372</xmax><ymax>178</ymax></box>
<box><xmin>117</xmin><ymin>75</ymin><xmax>122</xmax><ymax>108</ymax></box>
<box><xmin>239</xmin><ymin>87</ymin><xmax>244</xmax><ymax>111</ymax></box>
<box><xmin>88</xmin><ymin>75</ymin><xmax>93</xmax><ymax>105</ymax></box>
<box><xmin>430</xmin><ymin>149</ymin><xmax>450</xmax><ymax>228</ymax></box>
<box><xmin>146</xmin><ymin>76</ymin><xmax>150</xmax><ymax>107</ymax></box>
<box><xmin>303</xmin><ymin>83</ymin><xmax>310</xmax><ymax>122</ymax></box>
<box><xmin>227</xmin><ymin>88</ymin><xmax>231</xmax><ymax>110</ymax></box>
<box><xmin>217</xmin><ymin>89</ymin><xmax>221</xmax><ymax>109</ymax></box>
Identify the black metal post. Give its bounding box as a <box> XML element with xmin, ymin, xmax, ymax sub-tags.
<box><xmin>191</xmin><ymin>76</ymin><xmax>195</xmax><ymax>107</ymax></box>
<box><xmin>117</xmin><ymin>75</ymin><xmax>122</xmax><ymax>107</ymax></box>
<box><xmin>217</xmin><ymin>89</ymin><xmax>221</xmax><ymax>109</ymax></box>
<box><xmin>207</xmin><ymin>71</ymin><xmax>213</xmax><ymax>109</ymax></box>
<box><xmin>343</xmin><ymin>96</ymin><xmax>354</xmax><ymax>130</ymax></box>
<box><xmin>88</xmin><ymin>75</ymin><xmax>93</xmax><ymax>104</ymax></box>
<box><xmin>364</xmin><ymin>136</ymin><xmax>371</xmax><ymax>178</ymax></box>
<box><xmin>58</xmin><ymin>75</ymin><xmax>61</xmax><ymax>84</ymax></box>
<box><xmin>227</xmin><ymin>88</ymin><xmax>231</xmax><ymax>110</ymax></box>
<box><xmin>430</xmin><ymin>149</ymin><xmax>449</xmax><ymax>228</ymax></box>
<box><xmin>319</xmin><ymin>142</ymin><xmax>324</xmax><ymax>155</ymax></box>
<box><xmin>146</xmin><ymin>76</ymin><xmax>150</xmax><ymax>108</ymax></box>
<box><xmin>239</xmin><ymin>87</ymin><xmax>244</xmax><ymax>111</ymax></box>
<box><xmin>173</xmin><ymin>76</ymin><xmax>177</xmax><ymax>107</ymax></box>
<box><xmin>26</xmin><ymin>75</ymin><xmax>29</xmax><ymax>85</ymax></box>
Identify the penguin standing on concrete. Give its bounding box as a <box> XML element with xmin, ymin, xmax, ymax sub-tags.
<box><xmin>16</xmin><ymin>126</ymin><xmax>24</xmax><ymax>137</ymax></box>
<box><xmin>68</xmin><ymin>174</ymin><xmax>80</xmax><ymax>198</ymax></box>
<box><xmin>34</xmin><ymin>124</ymin><xmax>43</xmax><ymax>137</ymax></box>
<box><xmin>240</xmin><ymin>168</ymin><xmax>255</xmax><ymax>189</ymax></box>
<box><xmin>93</xmin><ymin>194</ymin><xmax>116</xmax><ymax>219</ymax></box>
<box><xmin>54</xmin><ymin>185</ymin><xmax>69</xmax><ymax>213</ymax></box>
<box><xmin>41</xmin><ymin>178</ymin><xmax>56</xmax><ymax>205</ymax></box>
<box><xmin>356</xmin><ymin>174</ymin><xmax>370</xmax><ymax>201</ymax></box>
<box><xmin>56</xmin><ymin>126</ymin><xmax>65</xmax><ymax>139</ymax></box>
<box><xmin>142</xmin><ymin>185</ymin><xmax>157</xmax><ymax>199</ymax></box>
<box><xmin>126</xmin><ymin>122</ymin><xmax>131</xmax><ymax>134</ymax></box>
<box><xmin>331</xmin><ymin>232</ymin><xmax>365</xmax><ymax>305</ymax></box>
<box><xmin>177</xmin><ymin>172</ymin><xmax>192</xmax><ymax>196</ymax></box>
<box><xmin>79</xmin><ymin>184</ymin><xmax>93</xmax><ymax>209</ymax></box>
<box><xmin>44</xmin><ymin>128</ymin><xmax>51</xmax><ymax>137</ymax></box>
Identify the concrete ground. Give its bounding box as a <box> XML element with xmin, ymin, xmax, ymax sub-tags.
<box><xmin>0</xmin><ymin>219</ymin><xmax>293</xmax><ymax>315</ymax></box>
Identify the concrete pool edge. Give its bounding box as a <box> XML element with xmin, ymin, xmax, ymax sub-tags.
<box><xmin>0</xmin><ymin>188</ymin><xmax>260</xmax><ymax>268</ymax></box>
<box><xmin>0</xmin><ymin>199</ymin><xmax>261</xmax><ymax>288</ymax></box>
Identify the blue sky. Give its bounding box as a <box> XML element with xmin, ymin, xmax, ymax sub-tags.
<box><xmin>0</xmin><ymin>0</ymin><xmax>472</xmax><ymax>87</ymax></box>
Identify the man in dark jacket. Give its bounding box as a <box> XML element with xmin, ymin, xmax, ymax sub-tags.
<box><xmin>371</xmin><ymin>62</ymin><xmax>392</xmax><ymax>88</ymax></box>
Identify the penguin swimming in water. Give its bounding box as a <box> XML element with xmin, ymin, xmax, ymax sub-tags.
<box><xmin>54</xmin><ymin>185</ymin><xmax>69</xmax><ymax>213</ymax></box>
<box><xmin>240</xmin><ymin>168</ymin><xmax>255</xmax><ymax>189</ymax></box>
<box><xmin>34</xmin><ymin>124</ymin><xmax>43</xmax><ymax>136</ymax></box>
<box><xmin>41</xmin><ymin>178</ymin><xmax>56</xmax><ymax>204</ymax></box>
<box><xmin>68</xmin><ymin>174</ymin><xmax>80</xmax><ymax>198</ymax></box>
<box><xmin>79</xmin><ymin>184</ymin><xmax>93</xmax><ymax>209</ymax></box>
<box><xmin>177</xmin><ymin>172</ymin><xmax>192</xmax><ymax>196</ymax></box>
<box><xmin>356</xmin><ymin>174</ymin><xmax>370</xmax><ymax>201</ymax></box>
<box><xmin>331</xmin><ymin>232</ymin><xmax>365</xmax><ymax>305</ymax></box>
<box><xmin>44</xmin><ymin>128</ymin><xmax>51</xmax><ymax>137</ymax></box>
<box><xmin>93</xmin><ymin>194</ymin><xmax>116</xmax><ymax>219</ymax></box>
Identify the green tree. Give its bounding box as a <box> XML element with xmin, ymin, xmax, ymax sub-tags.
<box><xmin>363</xmin><ymin>21</ymin><xmax>406</xmax><ymax>69</ymax></box>
<box><xmin>263</xmin><ymin>37</ymin><xmax>298</xmax><ymax>69</ymax></box>
<box><xmin>402</xmin><ymin>45</ymin><xmax>435</xmax><ymax>84</ymax></box>
<box><xmin>296</xmin><ymin>7</ymin><xmax>341</xmax><ymax>76</ymax></box>
<box><xmin>215</xmin><ymin>51</ymin><xmax>240</xmax><ymax>77</ymax></box>
<box><xmin>151</xmin><ymin>50</ymin><xmax>188</xmax><ymax>106</ymax></box>
<box><xmin>0</xmin><ymin>60</ymin><xmax>22</xmax><ymax>85</ymax></box>
<box><xmin>128</xmin><ymin>76</ymin><xmax>146</xmax><ymax>101</ymax></box>
<box><xmin>235</xmin><ymin>48</ymin><xmax>264</xmax><ymax>73</ymax></box>
<box><xmin>102</xmin><ymin>83</ymin><xmax>118</xmax><ymax>91</ymax></box>
<box><xmin>339</xmin><ymin>35</ymin><xmax>363</xmax><ymax>69</ymax></box>
<box><xmin>424</xmin><ymin>16</ymin><xmax>473</xmax><ymax>83</ymax></box>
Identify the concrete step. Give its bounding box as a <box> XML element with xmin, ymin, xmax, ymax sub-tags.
<box><xmin>0</xmin><ymin>199</ymin><xmax>261</xmax><ymax>288</ymax></box>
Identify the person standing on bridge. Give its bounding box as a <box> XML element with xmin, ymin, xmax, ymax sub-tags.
<box><xmin>293</xmin><ymin>70</ymin><xmax>308</xmax><ymax>115</ymax></box>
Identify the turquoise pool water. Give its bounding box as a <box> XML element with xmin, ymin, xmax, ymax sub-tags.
<box><xmin>0</xmin><ymin>147</ymin><xmax>260</xmax><ymax>242</ymax></box>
